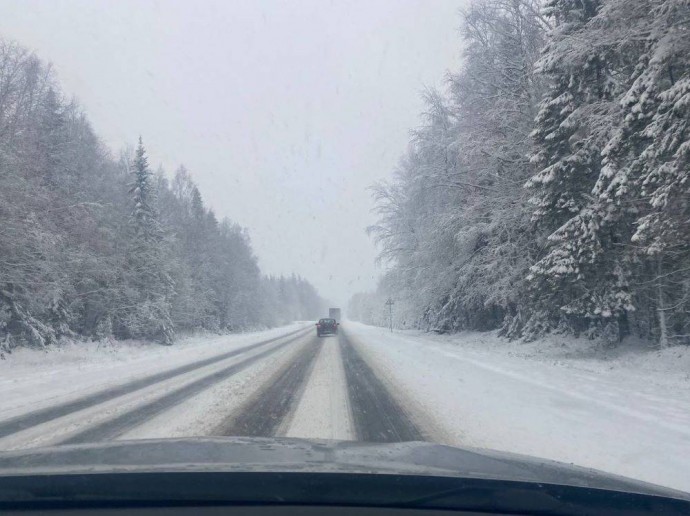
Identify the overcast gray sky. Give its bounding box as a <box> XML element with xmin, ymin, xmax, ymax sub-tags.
<box><xmin>0</xmin><ymin>0</ymin><xmax>464</xmax><ymax>306</ymax></box>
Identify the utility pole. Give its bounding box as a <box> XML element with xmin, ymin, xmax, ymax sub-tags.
<box><xmin>385</xmin><ymin>298</ymin><xmax>394</xmax><ymax>333</ymax></box>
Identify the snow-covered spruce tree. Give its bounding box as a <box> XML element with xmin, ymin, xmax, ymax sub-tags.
<box><xmin>526</xmin><ymin>0</ymin><xmax>607</xmax><ymax>230</ymax></box>
<box><xmin>523</xmin><ymin>0</ymin><xmax>637</xmax><ymax>340</ymax></box>
<box><xmin>158</xmin><ymin>167</ymin><xmax>210</xmax><ymax>331</ymax></box>
<box><xmin>118</xmin><ymin>138</ymin><xmax>175</xmax><ymax>344</ymax></box>
<box><xmin>182</xmin><ymin>182</ymin><xmax>222</xmax><ymax>330</ymax></box>
<box><xmin>597</xmin><ymin>0</ymin><xmax>690</xmax><ymax>346</ymax></box>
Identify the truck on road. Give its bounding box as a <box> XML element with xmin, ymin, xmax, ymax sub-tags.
<box><xmin>329</xmin><ymin>307</ymin><xmax>341</xmax><ymax>322</ymax></box>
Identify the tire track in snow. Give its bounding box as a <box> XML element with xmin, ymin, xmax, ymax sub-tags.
<box><xmin>216</xmin><ymin>335</ymin><xmax>321</xmax><ymax>437</ymax></box>
<box><xmin>0</xmin><ymin>327</ymin><xmax>309</xmax><ymax>440</ymax></box>
<box><xmin>340</xmin><ymin>330</ymin><xmax>423</xmax><ymax>442</ymax></box>
<box><xmin>60</xmin><ymin>332</ymin><xmax>307</xmax><ymax>444</ymax></box>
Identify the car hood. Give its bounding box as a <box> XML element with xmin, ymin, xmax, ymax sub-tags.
<box><xmin>0</xmin><ymin>437</ymin><xmax>686</xmax><ymax>499</ymax></box>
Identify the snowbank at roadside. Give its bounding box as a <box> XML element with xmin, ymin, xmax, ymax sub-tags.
<box><xmin>368</xmin><ymin>325</ymin><xmax>690</xmax><ymax>385</ymax></box>
<box><xmin>345</xmin><ymin>321</ymin><xmax>690</xmax><ymax>492</ymax></box>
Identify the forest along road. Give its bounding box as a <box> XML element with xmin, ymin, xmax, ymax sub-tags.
<box><xmin>0</xmin><ymin>326</ymin><xmax>429</xmax><ymax>450</ymax></box>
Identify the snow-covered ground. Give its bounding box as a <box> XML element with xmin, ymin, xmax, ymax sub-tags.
<box><xmin>0</xmin><ymin>323</ymin><xmax>307</xmax><ymax>421</ymax></box>
<box><xmin>346</xmin><ymin>322</ymin><xmax>690</xmax><ymax>492</ymax></box>
<box><xmin>1</xmin><ymin>320</ymin><xmax>688</xmax><ymax>493</ymax></box>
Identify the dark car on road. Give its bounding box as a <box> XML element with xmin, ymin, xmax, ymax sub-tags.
<box><xmin>316</xmin><ymin>318</ymin><xmax>338</xmax><ymax>337</ymax></box>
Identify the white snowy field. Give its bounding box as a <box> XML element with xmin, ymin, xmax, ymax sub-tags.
<box><xmin>0</xmin><ymin>323</ymin><xmax>308</xmax><ymax>421</ymax></box>
<box><xmin>346</xmin><ymin>322</ymin><xmax>690</xmax><ymax>493</ymax></box>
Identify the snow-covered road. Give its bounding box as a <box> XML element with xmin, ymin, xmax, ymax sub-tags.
<box><xmin>1</xmin><ymin>322</ymin><xmax>688</xmax><ymax>492</ymax></box>
<box><xmin>0</xmin><ymin>324</ymin><xmax>419</xmax><ymax>451</ymax></box>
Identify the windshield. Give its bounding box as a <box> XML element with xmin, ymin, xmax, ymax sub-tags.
<box><xmin>0</xmin><ymin>0</ymin><xmax>688</xmax><ymax>497</ymax></box>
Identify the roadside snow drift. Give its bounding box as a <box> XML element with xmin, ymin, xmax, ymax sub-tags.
<box><xmin>345</xmin><ymin>322</ymin><xmax>690</xmax><ymax>493</ymax></box>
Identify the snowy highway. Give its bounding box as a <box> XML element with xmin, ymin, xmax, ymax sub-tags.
<box><xmin>1</xmin><ymin>322</ymin><xmax>689</xmax><ymax>492</ymax></box>
<box><xmin>0</xmin><ymin>324</ymin><xmax>427</xmax><ymax>450</ymax></box>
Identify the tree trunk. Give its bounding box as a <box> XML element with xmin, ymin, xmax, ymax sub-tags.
<box><xmin>657</xmin><ymin>256</ymin><xmax>669</xmax><ymax>348</ymax></box>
